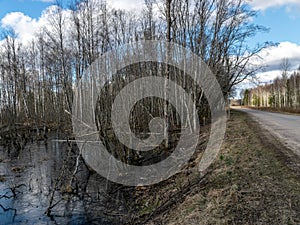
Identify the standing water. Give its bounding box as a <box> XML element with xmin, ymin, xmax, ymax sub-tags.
<box><xmin>0</xmin><ymin>132</ymin><xmax>131</xmax><ymax>225</ymax></box>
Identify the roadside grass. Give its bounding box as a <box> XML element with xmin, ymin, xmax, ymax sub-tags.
<box><xmin>147</xmin><ymin>110</ymin><xmax>300</xmax><ymax>225</ymax></box>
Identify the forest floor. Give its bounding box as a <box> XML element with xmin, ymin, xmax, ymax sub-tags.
<box><xmin>137</xmin><ymin>110</ymin><xmax>300</xmax><ymax>225</ymax></box>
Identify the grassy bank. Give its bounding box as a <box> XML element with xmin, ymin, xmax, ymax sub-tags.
<box><xmin>143</xmin><ymin>110</ymin><xmax>300</xmax><ymax>225</ymax></box>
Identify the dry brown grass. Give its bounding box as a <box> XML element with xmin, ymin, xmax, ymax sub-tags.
<box><xmin>142</xmin><ymin>111</ymin><xmax>300</xmax><ymax>225</ymax></box>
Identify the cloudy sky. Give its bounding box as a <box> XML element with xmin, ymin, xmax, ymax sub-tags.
<box><xmin>0</xmin><ymin>0</ymin><xmax>300</xmax><ymax>86</ymax></box>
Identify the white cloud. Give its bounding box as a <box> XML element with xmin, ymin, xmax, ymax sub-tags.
<box><xmin>0</xmin><ymin>1</ymin><xmax>145</xmax><ymax>45</ymax></box>
<box><xmin>248</xmin><ymin>0</ymin><xmax>300</xmax><ymax>11</ymax></box>
<box><xmin>242</xmin><ymin>41</ymin><xmax>300</xmax><ymax>87</ymax></box>
<box><xmin>255</xmin><ymin>70</ymin><xmax>283</xmax><ymax>83</ymax></box>
<box><xmin>108</xmin><ymin>0</ymin><xmax>145</xmax><ymax>11</ymax></box>
<box><xmin>1</xmin><ymin>12</ymin><xmax>40</xmax><ymax>43</ymax></box>
<box><xmin>0</xmin><ymin>5</ymin><xmax>74</xmax><ymax>45</ymax></box>
<box><xmin>257</xmin><ymin>42</ymin><xmax>300</xmax><ymax>71</ymax></box>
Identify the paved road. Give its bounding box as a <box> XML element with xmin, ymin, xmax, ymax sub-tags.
<box><xmin>233</xmin><ymin>107</ymin><xmax>300</xmax><ymax>156</ymax></box>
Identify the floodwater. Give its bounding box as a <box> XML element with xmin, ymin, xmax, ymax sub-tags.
<box><xmin>0</xmin><ymin>132</ymin><xmax>131</xmax><ymax>225</ymax></box>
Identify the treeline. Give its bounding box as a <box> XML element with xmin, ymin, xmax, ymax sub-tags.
<box><xmin>0</xmin><ymin>0</ymin><xmax>265</xmax><ymax>127</ymax></box>
<box><xmin>243</xmin><ymin>69</ymin><xmax>300</xmax><ymax>109</ymax></box>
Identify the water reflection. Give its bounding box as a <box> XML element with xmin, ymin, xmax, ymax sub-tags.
<box><xmin>0</xmin><ymin>132</ymin><xmax>130</xmax><ymax>225</ymax></box>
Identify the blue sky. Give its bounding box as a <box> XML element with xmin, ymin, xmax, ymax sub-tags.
<box><xmin>1</xmin><ymin>0</ymin><xmax>299</xmax><ymax>43</ymax></box>
<box><xmin>0</xmin><ymin>0</ymin><xmax>300</xmax><ymax>85</ymax></box>
<box><xmin>0</xmin><ymin>0</ymin><xmax>54</xmax><ymax>19</ymax></box>
<box><xmin>250</xmin><ymin>7</ymin><xmax>300</xmax><ymax>47</ymax></box>
<box><xmin>1</xmin><ymin>0</ymin><xmax>299</xmax><ymax>45</ymax></box>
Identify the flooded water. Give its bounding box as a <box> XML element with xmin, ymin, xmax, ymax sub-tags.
<box><xmin>0</xmin><ymin>132</ymin><xmax>132</xmax><ymax>225</ymax></box>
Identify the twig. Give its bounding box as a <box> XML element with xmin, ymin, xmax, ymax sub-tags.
<box><xmin>1</xmin><ymin>184</ymin><xmax>27</xmax><ymax>199</ymax></box>
<box><xmin>45</xmin><ymin>139</ymin><xmax>73</xmax><ymax>216</ymax></box>
<box><xmin>0</xmin><ymin>204</ymin><xmax>17</xmax><ymax>213</ymax></box>
<box><xmin>69</xmin><ymin>144</ymin><xmax>83</xmax><ymax>189</ymax></box>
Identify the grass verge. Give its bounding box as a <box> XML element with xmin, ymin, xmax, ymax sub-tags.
<box><xmin>145</xmin><ymin>110</ymin><xmax>300</xmax><ymax>225</ymax></box>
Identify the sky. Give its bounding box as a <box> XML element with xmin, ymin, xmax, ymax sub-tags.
<box><xmin>0</xmin><ymin>0</ymin><xmax>300</xmax><ymax>89</ymax></box>
<box><xmin>0</xmin><ymin>0</ymin><xmax>55</xmax><ymax>19</ymax></box>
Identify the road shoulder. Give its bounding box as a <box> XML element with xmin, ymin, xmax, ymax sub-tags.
<box><xmin>246</xmin><ymin>110</ymin><xmax>300</xmax><ymax>177</ymax></box>
<box><xmin>147</xmin><ymin>110</ymin><xmax>300</xmax><ymax>225</ymax></box>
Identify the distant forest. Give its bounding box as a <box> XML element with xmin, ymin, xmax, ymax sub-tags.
<box><xmin>243</xmin><ymin>61</ymin><xmax>300</xmax><ymax>110</ymax></box>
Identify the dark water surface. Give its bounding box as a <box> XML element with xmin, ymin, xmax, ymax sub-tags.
<box><xmin>0</xmin><ymin>133</ymin><xmax>130</xmax><ymax>225</ymax></box>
